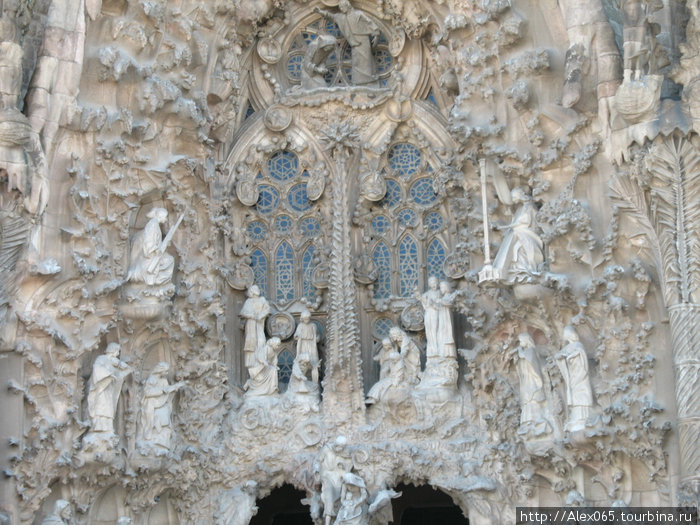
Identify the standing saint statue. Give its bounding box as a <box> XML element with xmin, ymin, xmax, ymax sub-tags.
<box><xmin>555</xmin><ymin>325</ymin><xmax>594</xmax><ymax>432</ymax></box>
<box><xmin>126</xmin><ymin>208</ymin><xmax>180</xmax><ymax>287</ymax></box>
<box><xmin>315</xmin><ymin>0</ymin><xmax>380</xmax><ymax>86</ymax></box>
<box><xmin>137</xmin><ymin>362</ymin><xmax>185</xmax><ymax>454</ymax></box>
<box><xmin>437</xmin><ymin>281</ymin><xmax>457</xmax><ymax>359</ymax></box>
<box><xmin>315</xmin><ymin>436</ymin><xmax>353</xmax><ymax>525</ymax></box>
<box><xmin>240</xmin><ymin>284</ymin><xmax>270</xmax><ymax>370</ymax></box>
<box><xmin>294</xmin><ymin>310</ymin><xmax>320</xmax><ymax>383</ymax></box>
<box><xmin>244</xmin><ymin>336</ymin><xmax>281</xmax><ymax>396</ymax></box>
<box><xmin>415</xmin><ymin>276</ymin><xmax>441</xmax><ymax>359</ymax></box>
<box><xmin>512</xmin><ymin>333</ymin><xmax>552</xmax><ymax>437</ymax></box>
<box><xmin>86</xmin><ymin>343</ymin><xmax>132</xmax><ymax>436</ymax></box>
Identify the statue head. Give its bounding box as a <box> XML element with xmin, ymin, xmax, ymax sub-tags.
<box><xmin>510</xmin><ymin>187</ymin><xmax>528</xmax><ymax>204</ymax></box>
<box><xmin>381</xmin><ymin>337</ymin><xmax>393</xmax><ymax>351</ymax></box>
<box><xmin>248</xmin><ymin>284</ymin><xmax>261</xmax><ymax>297</ymax></box>
<box><xmin>518</xmin><ymin>332</ymin><xmax>534</xmax><ymax>348</ymax></box>
<box><xmin>439</xmin><ymin>281</ymin><xmax>450</xmax><ymax>294</ymax></box>
<box><xmin>105</xmin><ymin>342</ymin><xmax>121</xmax><ymax>357</ymax></box>
<box><xmin>332</xmin><ymin>435</ymin><xmax>347</xmax><ymax>451</ymax></box>
<box><xmin>147</xmin><ymin>207</ymin><xmax>168</xmax><ymax>223</ymax></box>
<box><xmin>563</xmin><ymin>325</ymin><xmax>579</xmax><ymax>343</ymax></box>
<box><xmin>267</xmin><ymin>337</ymin><xmax>281</xmax><ymax>350</ymax></box>
<box><xmin>338</xmin><ymin>0</ymin><xmax>351</xmax><ymax>13</ymax></box>
<box><xmin>428</xmin><ymin>276</ymin><xmax>439</xmax><ymax>289</ymax></box>
<box><xmin>152</xmin><ymin>362</ymin><xmax>170</xmax><ymax>375</ymax></box>
<box><xmin>389</xmin><ymin>327</ymin><xmax>404</xmax><ymax>343</ymax></box>
<box><xmin>53</xmin><ymin>500</ymin><xmax>72</xmax><ymax>519</ymax></box>
<box><xmin>301</xmin><ymin>310</ymin><xmax>311</xmax><ymax>322</ymax></box>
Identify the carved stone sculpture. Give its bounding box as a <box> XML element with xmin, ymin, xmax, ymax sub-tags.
<box><xmin>137</xmin><ymin>362</ymin><xmax>185</xmax><ymax>455</ymax></box>
<box><xmin>366</xmin><ymin>338</ymin><xmax>402</xmax><ymax>405</ymax></box>
<box><xmin>334</xmin><ymin>473</ymin><xmax>368</xmax><ymax>525</ymax></box>
<box><xmin>301</xmin><ymin>34</ymin><xmax>336</xmax><ymax>90</ymax></box>
<box><xmin>316</xmin><ymin>436</ymin><xmax>353</xmax><ymax>525</ymax></box>
<box><xmin>126</xmin><ymin>208</ymin><xmax>178</xmax><ymax>288</ymax></box>
<box><xmin>41</xmin><ymin>500</ymin><xmax>74</xmax><ymax>525</ymax></box>
<box><xmin>240</xmin><ymin>284</ymin><xmax>271</xmax><ymax>370</ymax></box>
<box><xmin>287</xmin><ymin>353</ymin><xmax>320</xmax><ymax>411</ymax></box>
<box><xmin>315</xmin><ymin>0</ymin><xmax>380</xmax><ymax>86</ymax></box>
<box><xmin>294</xmin><ymin>310</ymin><xmax>320</xmax><ymax>383</ymax></box>
<box><xmin>556</xmin><ymin>326</ymin><xmax>594</xmax><ymax>432</ymax></box>
<box><xmin>513</xmin><ymin>333</ymin><xmax>552</xmax><ymax>438</ymax></box>
<box><xmin>215</xmin><ymin>481</ymin><xmax>258</xmax><ymax>525</ymax></box>
<box><xmin>416</xmin><ymin>276</ymin><xmax>441</xmax><ymax>359</ymax></box>
<box><xmin>492</xmin><ymin>188</ymin><xmax>544</xmax><ymax>284</ymax></box>
<box><xmin>388</xmin><ymin>327</ymin><xmax>421</xmax><ymax>386</ymax></box>
<box><xmin>244</xmin><ymin>336</ymin><xmax>280</xmax><ymax>396</ymax></box>
<box><xmin>85</xmin><ymin>343</ymin><xmax>132</xmax><ymax>441</ymax></box>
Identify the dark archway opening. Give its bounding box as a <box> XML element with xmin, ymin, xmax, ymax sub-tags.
<box><xmin>391</xmin><ymin>483</ymin><xmax>469</xmax><ymax>525</ymax></box>
<box><xmin>250</xmin><ymin>484</ymin><xmax>313</xmax><ymax>525</ymax></box>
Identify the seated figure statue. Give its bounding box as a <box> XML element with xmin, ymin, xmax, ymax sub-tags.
<box><xmin>126</xmin><ymin>208</ymin><xmax>177</xmax><ymax>287</ymax></box>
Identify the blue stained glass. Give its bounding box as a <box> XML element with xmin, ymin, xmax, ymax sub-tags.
<box><xmin>275</xmin><ymin>242</ymin><xmax>295</xmax><ymax>304</ymax></box>
<box><xmin>244</xmin><ymin>102</ymin><xmax>255</xmax><ymax>119</ymax></box>
<box><xmin>302</xmin><ymin>245</ymin><xmax>316</xmax><ymax>302</ymax></box>
<box><xmin>388</xmin><ymin>143</ymin><xmax>422</xmax><ymax>176</ymax></box>
<box><xmin>288</xmin><ymin>183</ymin><xmax>312</xmax><ymax>212</ymax></box>
<box><xmin>399</xmin><ymin>235</ymin><xmax>419</xmax><ymax>296</ymax></box>
<box><xmin>379</xmin><ymin>179</ymin><xmax>401</xmax><ymax>208</ymax></box>
<box><xmin>256</xmin><ymin>185</ymin><xmax>279</xmax><ymax>215</ymax></box>
<box><xmin>398</xmin><ymin>208</ymin><xmax>418</xmax><ymax>227</ymax></box>
<box><xmin>326</xmin><ymin>21</ymin><xmax>342</xmax><ymax>37</ymax></box>
<box><xmin>425</xmin><ymin>212</ymin><xmax>444</xmax><ymax>231</ymax></box>
<box><xmin>373</xmin><ymin>242</ymin><xmax>391</xmax><ymax>299</ymax></box>
<box><xmin>299</xmin><ymin>217</ymin><xmax>321</xmax><ymax>237</ymax></box>
<box><xmin>268</xmin><ymin>151</ymin><xmax>299</xmax><ymax>181</ymax></box>
<box><xmin>427</xmin><ymin>238</ymin><xmax>446</xmax><ymax>281</ymax></box>
<box><xmin>287</xmin><ymin>54</ymin><xmax>303</xmax><ymax>81</ymax></box>
<box><xmin>277</xmin><ymin>348</ymin><xmax>295</xmax><ymax>391</ymax></box>
<box><xmin>371</xmin><ymin>215</ymin><xmax>389</xmax><ymax>235</ymax></box>
<box><xmin>342</xmin><ymin>46</ymin><xmax>352</xmax><ymax>61</ymax></box>
<box><xmin>374</xmin><ymin>48</ymin><xmax>392</xmax><ymax>74</ymax></box>
<box><xmin>374</xmin><ymin>317</ymin><xmax>393</xmax><ymax>338</ymax></box>
<box><xmin>247</xmin><ymin>221</ymin><xmax>267</xmax><ymax>241</ymax></box>
<box><xmin>250</xmin><ymin>249</ymin><xmax>268</xmax><ymax>297</ymax></box>
<box><xmin>273</xmin><ymin>214</ymin><xmax>293</xmax><ymax>234</ymax></box>
<box><xmin>410</xmin><ymin>178</ymin><xmax>438</xmax><ymax>206</ymax></box>
<box><xmin>425</xmin><ymin>88</ymin><xmax>439</xmax><ymax>108</ymax></box>
<box><xmin>302</xmin><ymin>32</ymin><xmax>317</xmax><ymax>45</ymax></box>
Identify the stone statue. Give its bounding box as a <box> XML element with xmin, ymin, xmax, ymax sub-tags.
<box><xmin>301</xmin><ymin>34</ymin><xmax>337</xmax><ymax>90</ymax></box>
<box><xmin>240</xmin><ymin>284</ymin><xmax>270</xmax><ymax>370</ymax></box>
<box><xmin>294</xmin><ymin>310</ymin><xmax>320</xmax><ymax>383</ymax></box>
<box><xmin>86</xmin><ymin>343</ymin><xmax>132</xmax><ymax>437</ymax></box>
<box><xmin>334</xmin><ymin>473</ymin><xmax>368</xmax><ymax>525</ymax></box>
<box><xmin>437</xmin><ymin>280</ymin><xmax>457</xmax><ymax>359</ymax></box>
<box><xmin>388</xmin><ymin>327</ymin><xmax>421</xmax><ymax>386</ymax></box>
<box><xmin>620</xmin><ymin>0</ymin><xmax>665</xmax><ymax>82</ymax></box>
<box><xmin>314</xmin><ymin>0</ymin><xmax>380</xmax><ymax>86</ymax></box>
<box><xmin>316</xmin><ymin>436</ymin><xmax>353</xmax><ymax>525</ymax></box>
<box><xmin>287</xmin><ymin>353</ymin><xmax>320</xmax><ymax>411</ymax></box>
<box><xmin>137</xmin><ymin>362</ymin><xmax>185</xmax><ymax>454</ymax></box>
<box><xmin>415</xmin><ymin>276</ymin><xmax>441</xmax><ymax>359</ymax></box>
<box><xmin>126</xmin><ymin>208</ymin><xmax>180</xmax><ymax>288</ymax></box>
<box><xmin>366</xmin><ymin>338</ymin><xmax>402</xmax><ymax>405</ymax></box>
<box><xmin>512</xmin><ymin>333</ymin><xmax>552</xmax><ymax>437</ymax></box>
<box><xmin>244</xmin><ymin>336</ymin><xmax>281</xmax><ymax>396</ymax></box>
<box><xmin>555</xmin><ymin>325</ymin><xmax>594</xmax><ymax>432</ymax></box>
<box><xmin>492</xmin><ymin>188</ymin><xmax>544</xmax><ymax>284</ymax></box>
<box><xmin>215</xmin><ymin>481</ymin><xmax>259</xmax><ymax>525</ymax></box>
<box><xmin>41</xmin><ymin>500</ymin><xmax>73</xmax><ymax>525</ymax></box>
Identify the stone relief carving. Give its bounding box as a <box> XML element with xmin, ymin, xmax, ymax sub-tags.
<box><xmin>137</xmin><ymin>362</ymin><xmax>185</xmax><ymax>456</ymax></box>
<box><xmin>2</xmin><ymin>0</ymin><xmax>697</xmax><ymax>521</ymax></box>
<box><xmin>40</xmin><ymin>500</ymin><xmax>74</xmax><ymax>525</ymax></box>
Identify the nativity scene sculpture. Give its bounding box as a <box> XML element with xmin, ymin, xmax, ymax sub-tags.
<box><xmin>316</xmin><ymin>436</ymin><xmax>353</xmax><ymax>525</ymax></box>
<box><xmin>240</xmin><ymin>284</ymin><xmax>271</xmax><ymax>371</ymax></box>
<box><xmin>556</xmin><ymin>325</ymin><xmax>595</xmax><ymax>432</ymax></box>
<box><xmin>137</xmin><ymin>362</ymin><xmax>185</xmax><ymax>456</ymax></box>
<box><xmin>244</xmin><ymin>336</ymin><xmax>281</xmax><ymax>397</ymax></box>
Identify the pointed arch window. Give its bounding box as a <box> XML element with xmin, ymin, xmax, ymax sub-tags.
<box><xmin>250</xmin><ymin>249</ymin><xmax>268</xmax><ymax>297</ymax></box>
<box><xmin>275</xmin><ymin>242</ymin><xmax>295</xmax><ymax>304</ymax></box>
<box><xmin>373</xmin><ymin>242</ymin><xmax>391</xmax><ymax>299</ymax></box>
<box><xmin>302</xmin><ymin>244</ymin><xmax>317</xmax><ymax>302</ymax></box>
<box><xmin>427</xmin><ymin>238</ymin><xmax>447</xmax><ymax>281</ymax></box>
<box><xmin>399</xmin><ymin>235</ymin><xmax>419</xmax><ymax>296</ymax></box>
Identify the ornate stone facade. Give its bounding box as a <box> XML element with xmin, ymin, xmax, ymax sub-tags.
<box><xmin>0</xmin><ymin>0</ymin><xmax>697</xmax><ymax>523</ymax></box>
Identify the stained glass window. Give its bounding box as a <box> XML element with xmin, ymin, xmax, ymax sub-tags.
<box><xmin>373</xmin><ymin>242</ymin><xmax>391</xmax><ymax>299</ymax></box>
<box><xmin>273</xmin><ymin>214</ymin><xmax>293</xmax><ymax>234</ymax></box>
<box><xmin>374</xmin><ymin>317</ymin><xmax>393</xmax><ymax>338</ymax></box>
<box><xmin>424</xmin><ymin>212</ymin><xmax>444</xmax><ymax>232</ymax></box>
<box><xmin>399</xmin><ymin>235</ymin><xmax>419</xmax><ymax>296</ymax></box>
<box><xmin>427</xmin><ymin>238</ymin><xmax>446</xmax><ymax>281</ymax></box>
<box><xmin>379</xmin><ymin>179</ymin><xmax>401</xmax><ymax>209</ymax></box>
<box><xmin>375</xmin><ymin>48</ymin><xmax>392</xmax><ymax>75</ymax></box>
<box><xmin>250</xmin><ymin>249</ymin><xmax>268</xmax><ymax>297</ymax></box>
<box><xmin>299</xmin><ymin>217</ymin><xmax>321</xmax><ymax>237</ymax></box>
<box><xmin>247</xmin><ymin>221</ymin><xmax>267</xmax><ymax>241</ymax></box>
<box><xmin>410</xmin><ymin>178</ymin><xmax>437</xmax><ymax>206</ymax></box>
<box><xmin>275</xmin><ymin>242</ymin><xmax>295</xmax><ymax>304</ymax></box>
<box><xmin>256</xmin><ymin>185</ymin><xmax>280</xmax><ymax>215</ymax></box>
<box><xmin>244</xmin><ymin>102</ymin><xmax>255</xmax><ymax>120</ymax></box>
<box><xmin>268</xmin><ymin>151</ymin><xmax>299</xmax><ymax>181</ymax></box>
<box><xmin>388</xmin><ymin>143</ymin><xmax>422</xmax><ymax>177</ymax></box>
<box><xmin>277</xmin><ymin>348</ymin><xmax>295</xmax><ymax>392</ymax></box>
<box><xmin>371</xmin><ymin>215</ymin><xmax>390</xmax><ymax>236</ymax></box>
<box><xmin>287</xmin><ymin>54</ymin><xmax>303</xmax><ymax>81</ymax></box>
<box><xmin>397</xmin><ymin>208</ymin><xmax>418</xmax><ymax>228</ymax></box>
<box><xmin>302</xmin><ymin>245</ymin><xmax>316</xmax><ymax>302</ymax></box>
<box><xmin>425</xmin><ymin>88</ymin><xmax>439</xmax><ymax>108</ymax></box>
<box><xmin>288</xmin><ymin>183</ymin><xmax>312</xmax><ymax>212</ymax></box>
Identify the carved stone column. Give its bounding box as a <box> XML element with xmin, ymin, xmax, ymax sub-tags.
<box><xmin>321</xmin><ymin>124</ymin><xmax>365</xmax><ymax>430</ymax></box>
